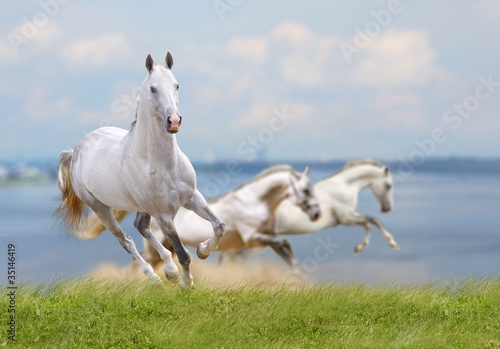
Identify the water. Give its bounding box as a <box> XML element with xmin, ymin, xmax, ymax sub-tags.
<box><xmin>1</xmin><ymin>160</ymin><xmax>499</xmax><ymax>285</ymax></box>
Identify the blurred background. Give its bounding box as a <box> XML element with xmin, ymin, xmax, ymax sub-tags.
<box><xmin>1</xmin><ymin>1</ymin><xmax>499</xmax><ymax>284</ymax></box>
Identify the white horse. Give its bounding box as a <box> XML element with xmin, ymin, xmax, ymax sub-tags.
<box><xmin>80</xmin><ymin>165</ymin><xmax>322</xmax><ymax>273</ymax></box>
<box><xmin>54</xmin><ymin>52</ymin><xmax>225</xmax><ymax>288</ymax></box>
<box><xmin>223</xmin><ymin>159</ymin><xmax>399</xmax><ymax>267</ymax></box>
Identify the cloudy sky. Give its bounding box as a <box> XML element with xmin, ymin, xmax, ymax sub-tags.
<box><xmin>1</xmin><ymin>0</ymin><xmax>499</xmax><ymax>162</ymax></box>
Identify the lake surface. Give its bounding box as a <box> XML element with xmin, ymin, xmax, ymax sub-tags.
<box><xmin>1</xmin><ymin>160</ymin><xmax>499</xmax><ymax>285</ymax></box>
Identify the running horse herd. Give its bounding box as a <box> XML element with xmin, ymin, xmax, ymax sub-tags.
<box><xmin>54</xmin><ymin>52</ymin><xmax>399</xmax><ymax>288</ymax></box>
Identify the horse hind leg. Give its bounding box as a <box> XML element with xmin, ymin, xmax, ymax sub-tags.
<box><xmin>269</xmin><ymin>243</ymin><xmax>302</xmax><ymax>276</ymax></box>
<box><xmin>250</xmin><ymin>232</ymin><xmax>302</xmax><ymax>275</ymax></box>
<box><xmin>134</xmin><ymin>212</ymin><xmax>179</xmax><ymax>281</ymax></box>
<box><xmin>138</xmin><ymin>237</ymin><xmax>163</xmax><ymax>266</ymax></box>
<box><xmin>89</xmin><ymin>202</ymin><xmax>162</xmax><ymax>285</ymax></box>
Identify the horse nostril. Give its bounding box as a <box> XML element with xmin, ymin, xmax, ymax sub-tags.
<box><xmin>313</xmin><ymin>212</ymin><xmax>321</xmax><ymax>221</ymax></box>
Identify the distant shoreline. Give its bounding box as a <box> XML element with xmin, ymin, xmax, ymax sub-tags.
<box><xmin>1</xmin><ymin>157</ymin><xmax>499</xmax><ymax>186</ymax></box>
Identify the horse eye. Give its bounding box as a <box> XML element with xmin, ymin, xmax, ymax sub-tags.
<box><xmin>150</xmin><ymin>86</ymin><xmax>157</xmax><ymax>93</ymax></box>
<box><xmin>304</xmin><ymin>189</ymin><xmax>311</xmax><ymax>196</ymax></box>
<box><xmin>386</xmin><ymin>183</ymin><xmax>392</xmax><ymax>190</ymax></box>
<box><xmin>176</xmin><ymin>84</ymin><xmax>180</xmax><ymax>90</ymax></box>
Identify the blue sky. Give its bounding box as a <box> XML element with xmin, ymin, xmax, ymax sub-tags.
<box><xmin>1</xmin><ymin>0</ymin><xmax>499</xmax><ymax>162</ymax></box>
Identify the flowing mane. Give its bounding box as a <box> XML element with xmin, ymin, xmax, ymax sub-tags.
<box><xmin>326</xmin><ymin>158</ymin><xmax>384</xmax><ymax>179</ymax></box>
<box><xmin>253</xmin><ymin>164</ymin><xmax>295</xmax><ymax>180</ymax></box>
<box><xmin>209</xmin><ymin>164</ymin><xmax>294</xmax><ymax>204</ymax></box>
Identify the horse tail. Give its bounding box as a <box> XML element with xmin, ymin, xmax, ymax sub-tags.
<box><xmin>77</xmin><ymin>209</ymin><xmax>130</xmax><ymax>240</ymax></box>
<box><xmin>54</xmin><ymin>149</ymin><xmax>89</xmax><ymax>235</ymax></box>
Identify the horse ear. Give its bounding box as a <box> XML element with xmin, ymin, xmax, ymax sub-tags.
<box><xmin>384</xmin><ymin>166</ymin><xmax>389</xmax><ymax>175</ymax></box>
<box><xmin>166</xmin><ymin>52</ymin><xmax>174</xmax><ymax>70</ymax></box>
<box><xmin>146</xmin><ymin>54</ymin><xmax>154</xmax><ymax>73</ymax></box>
<box><xmin>303</xmin><ymin>166</ymin><xmax>310</xmax><ymax>175</ymax></box>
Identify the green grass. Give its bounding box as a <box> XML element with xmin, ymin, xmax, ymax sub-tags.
<box><xmin>2</xmin><ymin>276</ymin><xmax>500</xmax><ymax>348</ymax></box>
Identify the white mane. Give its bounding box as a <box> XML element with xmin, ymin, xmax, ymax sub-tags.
<box><xmin>327</xmin><ymin>158</ymin><xmax>384</xmax><ymax>178</ymax></box>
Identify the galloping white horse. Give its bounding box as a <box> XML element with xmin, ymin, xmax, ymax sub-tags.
<box><xmin>223</xmin><ymin>159</ymin><xmax>399</xmax><ymax>268</ymax></box>
<box><xmin>54</xmin><ymin>52</ymin><xmax>225</xmax><ymax>288</ymax></box>
<box><xmin>80</xmin><ymin>165</ymin><xmax>322</xmax><ymax>273</ymax></box>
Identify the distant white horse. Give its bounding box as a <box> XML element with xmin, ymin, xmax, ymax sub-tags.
<box><xmin>81</xmin><ymin>165</ymin><xmax>322</xmax><ymax>273</ymax></box>
<box><xmin>54</xmin><ymin>52</ymin><xmax>225</xmax><ymax>288</ymax></box>
<box><xmin>223</xmin><ymin>159</ymin><xmax>399</xmax><ymax>268</ymax></box>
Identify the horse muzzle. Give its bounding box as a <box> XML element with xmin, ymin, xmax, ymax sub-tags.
<box><xmin>166</xmin><ymin>113</ymin><xmax>182</xmax><ymax>134</ymax></box>
<box><xmin>306</xmin><ymin>205</ymin><xmax>322</xmax><ymax>222</ymax></box>
<box><xmin>312</xmin><ymin>211</ymin><xmax>322</xmax><ymax>221</ymax></box>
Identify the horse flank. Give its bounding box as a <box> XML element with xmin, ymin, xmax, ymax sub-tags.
<box><xmin>53</xmin><ymin>149</ymin><xmax>89</xmax><ymax>234</ymax></box>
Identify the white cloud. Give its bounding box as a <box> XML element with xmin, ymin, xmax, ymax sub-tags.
<box><xmin>0</xmin><ymin>39</ymin><xmax>16</xmax><ymax>63</ymax></box>
<box><xmin>24</xmin><ymin>86</ymin><xmax>71</xmax><ymax>121</ymax></box>
<box><xmin>350</xmin><ymin>30</ymin><xmax>438</xmax><ymax>88</ymax></box>
<box><xmin>368</xmin><ymin>91</ymin><xmax>422</xmax><ymax>128</ymax></box>
<box><xmin>33</xmin><ymin>22</ymin><xmax>62</xmax><ymax>47</ymax></box>
<box><xmin>238</xmin><ymin>102</ymin><xmax>314</xmax><ymax>128</ymax></box>
<box><xmin>269</xmin><ymin>22</ymin><xmax>341</xmax><ymax>86</ymax></box>
<box><xmin>179</xmin><ymin>23</ymin><xmax>454</xmax><ymax>146</ymax></box>
<box><xmin>227</xmin><ymin>37</ymin><xmax>268</xmax><ymax>63</ymax></box>
<box><xmin>238</xmin><ymin>104</ymin><xmax>272</xmax><ymax>127</ymax></box>
<box><xmin>60</xmin><ymin>33</ymin><xmax>132</xmax><ymax>67</ymax></box>
<box><xmin>224</xmin><ymin>23</ymin><xmax>343</xmax><ymax>87</ymax></box>
<box><xmin>2</xmin><ymin>22</ymin><xmax>62</xmax><ymax>62</ymax></box>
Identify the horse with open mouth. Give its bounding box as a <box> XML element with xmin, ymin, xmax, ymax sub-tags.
<box><xmin>54</xmin><ymin>52</ymin><xmax>225</xmax><ymax>289</ymax></box>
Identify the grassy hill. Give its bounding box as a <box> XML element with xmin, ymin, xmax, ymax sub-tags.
<box><xmin>2</xmin><ymin>276</ymin><xmax>500</xmax><ymax>348</ymax></box>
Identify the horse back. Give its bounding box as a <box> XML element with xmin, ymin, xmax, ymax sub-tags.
<box><xmin>71</xmin><ymin>127</ymin><xmax>141</xmax><ymax>210</ymax></box>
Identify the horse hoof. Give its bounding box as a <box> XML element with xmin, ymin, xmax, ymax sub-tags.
<box><xmin>197</xmin><ymin>244</ymin><xmax>210</xmax><ymax>260</ymax></box>
<box><xmin>284</xmin><ymin>269</ymin><xmax>307</xmax><ymax>283</ymax></box>
<box><xmin>164</xmin><ymin>270</ymin><xmax>180</xmax><ymax>281</ymax></box>
<box><xmin>291</xmin><ymin>267</ymin><xmax>305</xmax><ymax>278</ymax></box>
<box><xmin>354</xmin><ymin>245</ymin><xmax>363</xmax><ymax>254</ymax></box>
<box><xmin>179</xmin><ymin>279</ymin><xmax>194</xmax><ymax>290</ymax></box>
<box><xmin>390</xmin><ymin>242</ymin><xmax>399</xmax><ymax>249</ymax></box>
<box><xmin>148</xmin><ymin>275</ymin><xmax>164</xmax><ymax>287</ymax></box>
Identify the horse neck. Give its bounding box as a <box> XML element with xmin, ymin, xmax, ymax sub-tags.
<box><xmin>131</xmin><ymin>95</ymin><xmax>178</xmax><ymax>164</ymax></box>
<box><xmin>334</xmin><ymin>165</ymin><xmax>382</xmax><ymax>193</ymax></box>
<box><xmin>252</xmin><ymin>171</ymin><xmax>291</xmax><ymax>212</ymax></box>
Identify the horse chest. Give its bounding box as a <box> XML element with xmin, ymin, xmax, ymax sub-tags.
<box><xmin>149</xmin><ymin>176</ymin><xmax>194</xmax><ymax>205</ymax></box>
<box><xmin>124</xmin><ymin>162</ymin><xmax>195</xmax><ymax>211</ymax></box>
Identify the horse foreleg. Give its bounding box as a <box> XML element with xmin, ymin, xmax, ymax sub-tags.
<box><xmin>134</xmin><ymin>212</ymin><xmax>179</xmax><ymax>281</ymax></box>
<box><xmin>153</xmin><ymin>214</ymin><xmax>193</xmax><ymax>289</ymax></box>
<box><xmin>183</xmin><ymin>189</ymin><xmax>225</xmax><ymax>260</ymax></box>
<box><xmin>368</xmin><ymin>216</ymin><xmax>399</xmax><ymax>249</ymax></box>
<box><xmin>354</xmin><ymin>223</ymin><xmax>371</xmax><ymax>254</ymax></box>
<box><xmin>346</xmin><ymin>212</ymin><xmax>398</xmax><ymax>253</ymax></box>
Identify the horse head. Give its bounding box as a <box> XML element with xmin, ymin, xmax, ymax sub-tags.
<box><xmin>288</xmin><ymin>166</ymin><xmax>322</xmax><ymax>221</ymax></box>
<box><xmin>143</xmin><ymin>52</ymin><xmax>182</xmax><ymax>134</ymax></box>
<box><xmin>370</xmin><ymin>166</ymin><xmax>393</xmax><ymax>213</ymax></box>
